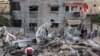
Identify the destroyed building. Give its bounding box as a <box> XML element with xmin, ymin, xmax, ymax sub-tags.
<box><xmin>11</xmin><ymin>0</ymin><xmax>90</xmax><ymax>33</ymax></box>
<box><xmin>1</xmin><ymin>0</ymin><xmax>100</xmax><ymax>56</ymax></box>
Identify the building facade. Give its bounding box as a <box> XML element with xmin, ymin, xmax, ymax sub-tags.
<box><xmin>84</xmin><ymin>0</ymin><xmax>100</xmax><ymax>14</ymax></box>
<box><xmin>11</xmin><ymin>0</ymin><xmax>87</xmax><ymax>32</ymax></box>
<box><xmin>0</xmin><ymin>0</ymin><xmax>10</xmax><ymax>19</ymax></box>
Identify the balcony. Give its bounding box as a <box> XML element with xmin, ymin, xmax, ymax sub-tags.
<box><xmin>65</xmin><ymin>11</ymin><xmax>83</xmax><ymax>20</ymax></box>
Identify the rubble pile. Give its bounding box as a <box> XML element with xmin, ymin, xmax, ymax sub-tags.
<box><xmin>32</xmin><ymin>37</ymin><xmax>100</xmax><ymax>56</ymax></box>
<box><xmin>0</xmin><ymin>24</ymin><xmax>100</xmax><ymax>56</ymax></box>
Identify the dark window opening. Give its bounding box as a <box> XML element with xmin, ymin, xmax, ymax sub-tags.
<box><xmin>29</xmin><ymin>6</ymin><xmax>38</xmax><ymax>11</ymax></box>
<box><xmin>29</xmin><ymin>23</ymin><xmax>37</xmax><ymax>27</ymax></box>
<box><xmin>73</xmin><ymin>12</ymin><xmax>80</xmax><ymax>17</ymax></box>
<box><xmin>12</xmin><ymin>19</ymin><xmax>21</xmax><ymax>27</ymax></box>
<box><xmin>12</xmin><ymin>2</ymin><xmax>21</xmax><ymax>10</ymax></box>
<box><xmin>71</xmin><ymin>6</ymin><xmax>77</xmax><ymax>11</ymax></box>
<box><xmin>29</xmin><ymin>23</ymin><xmax>37</xmax><ymax>33</ymax></box>
<box><xmin>51</xmin><ymin>19</ymin><xmax>55</xmax><ymax>23</ymax></box>
<box><xmin>80</xmin><ymin>7</ymin><xmax>82</xmax><ymax>10</ymax></box>
<box><xmin>65</xmin><ymin>6</ymin><xmax>69</xmax><ymax>11</ymax></box>
<box><xmin>51</xmin><ymin>23</ymin><xmax>59</xmax><ymax>28</ymax></box>
<box><xmin>94</xmin><ymin>4</ymin><xmax>96</xmax><ymax>7</ymax></box>
<box><xmin>71</xmin><ymin>25</ymin><xmax>78</xmax><ymax>27</ymax></box>
<box><xmin>51</xmin><ymin>6</ymin><xmax>59</xmax><ymax>11</ymax></box>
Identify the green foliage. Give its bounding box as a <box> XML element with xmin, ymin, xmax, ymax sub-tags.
<box><xmin>0</xmin><ymin>15</ymin><xmax>11</xmax><ymax>27</ymax></box>
<box><xmin>91</xmin><ymin>14</ymin><xmax>100</xmax><ymax>23</ymax></box>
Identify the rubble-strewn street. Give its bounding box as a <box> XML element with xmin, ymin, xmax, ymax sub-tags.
<box><xmin>0</xmin><ymin>25</ymin><xmax>100</xmax><ymax>56</ymax></box>
<box><xmin>1</xmin><ymin>0</ymin><xmax>100</xmax><ymax>56</ymax></box>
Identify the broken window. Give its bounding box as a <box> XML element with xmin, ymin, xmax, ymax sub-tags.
<box><xmin>71</xmin><ymin>6</ymin><xmax>77</xmax><ymax>11</ymax></box>
<box><xmin>51</xmin><ymin>19</ymin><xmax>55</xmax><ymax>23</ymax></box>
<box><xmin>12</xmin><ymin>2</ymin><xmax>21</xmax><ymax>11</ymax></box>
<box><xmin>51</xmin><ymin>5</ymin><xmax>59</xmax><ymax>11</ymax></box>
<box><xmin>65</xmin><ymin>6</ymin><xmax>69</xmax><ymax>11</ymax></box>
<box><xmin>29</xmin><ymin>23</ymin><xmax>37</xmax><ymax>32</ymax></box>
<box><xmin>71</xmin><ymin>25</ymin><xmax>78</xmax><ymax>27</ymax></box>
<box><xmin>29</xmin><ymin>5</ymin><xmax>38</xmax><ymax>11</ymax></box>
<box><xmin>29</xmin><ymin>23</ymin><xmax>37</xmax><ymax>27</ymax></box>
<box><xmin>29</xmin><ymin>5</ymin><xmax>38</xmax><ymax>18</ymax></box>
<box><xmin>51</xmin><ymin>23</ymin><xmax>59</xmax><ymax>28</ymax></box>
<box><xmin>12</xmin><ymin>19</ymin><xmax>21</xmax><ymax>27</ymax></box>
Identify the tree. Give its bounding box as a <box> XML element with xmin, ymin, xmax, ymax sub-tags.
<box><xmin>0</xmin><ymin>0</ymin><xmax>11</xmax><ymax>26</ymax></box>
<box><xmin>0</xmin><ymin>15</ymin><xmax>11</xmax><ymax>26</ymax></box>
<box><xmin>91</xmin><ymin>14</ymin><xmax>100</xmax><ymax>23</ymax></box>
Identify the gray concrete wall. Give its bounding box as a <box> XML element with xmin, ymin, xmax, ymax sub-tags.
<box><xmin>12</xmin><ymin>0</ymin><xmax>86</xmax><ymax>34</ymax></box>
<box><xmin>12</xmin><ymin>0</ymin><xmax>84</xmax><ymax>25</ymax></box>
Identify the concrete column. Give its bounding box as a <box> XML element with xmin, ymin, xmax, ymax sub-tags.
<box><xmin>69</xmin><ymin>6</ymin><xmax>71</xmax><ymax>12</ymax></box>
<box><xmin>58</xmin><ymin>0</ymin><xmax>65</xmax><ymax>24</ymax></box>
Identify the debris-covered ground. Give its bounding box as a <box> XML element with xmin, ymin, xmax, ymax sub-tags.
<box><xmin>31</xmin><ymin>36</ymin><xmax>100</xmax><ymax>56</ymax></box>
<box><xmin>0</xmin><ymin>25</ymin><xmax>100</xmax><ymax>56</ymax></box>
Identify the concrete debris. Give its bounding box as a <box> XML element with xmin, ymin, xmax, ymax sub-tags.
<box><xmin>31</xmin><ymin>37</ymin><xmax>100</xmax><ymax>56</ymax></box>
<box><xmin>0</xmin><ymin>26</ymin><xmax>100</xmax><ymax>56</ymax></box>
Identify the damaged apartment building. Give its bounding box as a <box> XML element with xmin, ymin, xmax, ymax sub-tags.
<box><xmin>11</xmin><ymin>0</ymin><xmax>89</xmax><ymax>33</ymax></box>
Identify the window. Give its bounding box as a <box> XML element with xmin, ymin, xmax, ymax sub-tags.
<box><xmin>71</xmin><ymin>25</ymin><xmax>78</xmax><ymax>27</ymax></box>
<box><xmin>51</xmin><ymin>5</ymin><xmax>59</xmax><ymax>11</ymax></box>
<box><xmin>94</xmin><ymin>4</ymin><xmax>96</xmax><ymax>7</ymax></box>
<box><xmin>73</xmin><ymin>12</ymin><xmax>80</xmax><ymax>17</ymax></box>
<box><xmin>29</xmin><ymin>23</ymin><xmax>37</xmax><ymax>27</ymax></box>
<box><xmin>12</xmin><ymin>19</ymin><xmax>21</xmax><ymax>27</ymax></box>
<box><xmin>29</xmin><ymin>5</ymin><xmax>38</xmax><ymax>18</ymax></box>
<box><xmin>51</xmin><ymin>23</ymin><xmax>59</xmax><ymax>28</ymax></box>
<box><xmin>65</xmin><ymin>6</ymin><xmax>69</xmax><ymax>11</ymax></box>
<box><xmin>29</xmin><ymin>23</ymin><xmax>37</xmax><ymax>32</ymax></box>
<box><xmin>71</xmin><ymin>6</ymin><xmax>77</xmax><ymax>11</ymax></box>
<box><xmin>29</xmin><ymin>5</ymin><xmax>38</xmax><ymax>11</ymax></box>
<box><xmin>12</xmin><ymin>2</ymin><xmax>21</xmax><ymax>11</ymax></box>
<box><xmin>50</xmin><ymin>19</ymin><xmax>55</xmax><ymax>23</ymax></box>
<box><xmin>80</xmin><ymin>7</ymin><xmax>82</xmax><ymax>10</ymax></box>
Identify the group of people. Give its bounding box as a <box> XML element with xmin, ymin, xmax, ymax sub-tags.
<box><xmin>11</xmin><ymin>44</ymin><xmax>34</xmax><ymax>56</ymax></box>
<box><xmin>77</xmin><ymin>23</ymin><xmax>98</xmax><ymax>39</ymax></box>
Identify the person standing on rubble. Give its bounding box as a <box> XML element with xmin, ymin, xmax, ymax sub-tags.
<box><xmin>25</xmin><ymin>44</ymin><xmax>34</xmax><ymax>56</ymax></box>
<box><xmin>84</xmin><ymin>27</ymin><xmax>87</xmax><ymax>39</ymax></box>
<box><xmin>80</xmin><ymin>28</ymin><xmax>85</xmax><ymax>39</ymax></box>
<box><xmin>86</xmin><ymin>31</ymin><xmax>94</xmax><ymax>39</ymax></box>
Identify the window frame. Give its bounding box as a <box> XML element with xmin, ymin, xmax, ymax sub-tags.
<box><xmin>29</xmin><ymin>5</ymin><xmax>38</xmax><ymax>11</ymax></box>
<box><xmin>50</xmin><ymin>5</ymin><xmax>59</xmax><ymax>11</ymax></box>
<box><xmin>12</xmin><ymin>19</ymin><xmax>22</xmax><ymax>27</ymax></box>
<box><xmin>12</xmin><ymin>2</ymin><xmax>21</xmax><ymax>11</ymax></box>
<box><xmin>65</xmin><ymin>6</ymin><xmax>69</xmax><ymax>11</ymax></box>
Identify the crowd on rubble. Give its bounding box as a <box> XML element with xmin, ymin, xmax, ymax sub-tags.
<box><xmin>77</xmin><ymin>23</ymin><xmax>98</xmax><ymax>40</ymax></box>
<box><xmin>10</xmin><ymin>22</ymin><xmax>99</xmax><ymax>56</ymax></box>
<box><xmin>1</xmin><ymin>21</ymin><xmax>100</xmax><ymax>56</ymax></box>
